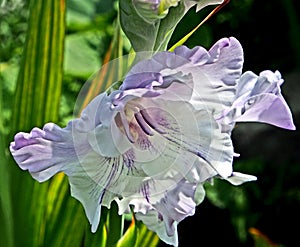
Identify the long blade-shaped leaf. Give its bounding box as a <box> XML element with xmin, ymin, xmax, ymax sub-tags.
<box><xmin>0</xmin><ymin>84</ymin><xmax>13</xmax><ymax>247</ymax></box>
<box><xmin>116</xmin><ymin>217</ymin><xmax>138</xmax><ymax>247</ymax></box>
<box><xmin>9</xmin><ymin>0</ymin><xmax>65</xmax><ymax>246</ymax></box>
<box><xmin>12</xmin><ymin>1</ymin><xmax>65</xmax><ymax>130</ymax></box>
<box><xmin>135</xmin><ymin>221</ymin><xmax>160</xmax><ymax>247</ymax></box>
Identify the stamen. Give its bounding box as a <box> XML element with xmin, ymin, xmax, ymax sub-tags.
<box><xmin>119</xmin><ymin>111</ymin><xmax>135</xmax><ymax>143</ymax></box>
<box><xmin>140</xmin><ymin>109</ymin><xmax>166</xmax><ymax>134</ymax></box>
<box><xmin>134</xmin><ymin>111</ymin><xmax>154</xmax><ymax>136</ymax></box>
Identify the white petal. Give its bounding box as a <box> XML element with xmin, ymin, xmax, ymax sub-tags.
<box><xmin>225</xmin><ymin>172</ymin><xmax>257</xmax><ymax>185</ymax></box>
<box><xmin>135</xmin><ymin>210</ymin><xmax>179</xmax><ymax>246</ymax></box>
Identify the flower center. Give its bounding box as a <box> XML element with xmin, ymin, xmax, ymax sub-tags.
<box><xmin>114</xmin><ymin>100</ymin><xmax>166</xmax><ymax>144</ymax></box>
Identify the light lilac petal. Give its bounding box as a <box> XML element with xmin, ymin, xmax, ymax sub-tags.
<box><xmin>120</xmin><ymin>72</ymin><xmax>163</xmax><ymax>90</ymax></box>
<box><xmin>124</xmin><ymin>37</ymin><xmax>244</xmax><ymax>117</ymax></box>
<box><xmin>128</xmin><ymin>98</ymin><xmax>234</xmax><ymax>181</ymax></box>
<box><xmin>219</xmin><ymin>70</ymin><xmax>296</xmax><ymax>130</ymax></box>
<box><xmin>122</xmin><ymin>54</ymin><xmax>195</xmax><ymax>102</ymax></box>
<box><xmin>234</xmin><ymin>71</ymin><xmax>257</xmax><ymax>98</ymax></box>
<box><xmin>9</xmin><ymin>121</ymin><xmax>107</xmax><ymax>232</ymax></box>
<box><xmin>187</xmin><ymin>37</ymin><xmax>244</xmax><ymax>115</ymax></box>
<box><xmin>234</xmin><ymin>93</ymin><xmax>296</xmax><ymax>130</ymax></box>
<box><xmin>135</xmin><ymin>209</ymin><xmax>179</xmax><ymax>246</ymax></box>
<box><xmin>173</xmin><ymin>45</ymin><xmax>210</xmax><ymax>65</ymax></box>
<box><xmin>118</xmin><ymin>179</ymin><xmax>198</xmax><ymax>247</ymax></box>
<box><xmin>9</xmin><ymin>123</ymin><xmax>76</xmax><ymax>182</ymax></box>
<box><xmin>68</xmin><ymin>169</ymin><xmax>103</xmax><ymax>233</ymax></box>
<box><xmin>153</xmin><ymin>180</ymin><xmax>196</xmax><ymax>235</ymax></box>
<box><xmin>72</xmin><ymin>92</ymin><xmax>107</xmax><ymax>132</ymax></box>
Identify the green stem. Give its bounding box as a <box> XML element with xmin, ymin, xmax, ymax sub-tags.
<box><xmin>105</xmin><ymin>201</ymin><xmax>124</xmax><ymax>247</ymax></box>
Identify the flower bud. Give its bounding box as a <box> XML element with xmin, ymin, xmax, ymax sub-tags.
<box><xmin>133</xmin><ymin>0</ymin><xmax>180</xmax><ymax>23</ymax></box>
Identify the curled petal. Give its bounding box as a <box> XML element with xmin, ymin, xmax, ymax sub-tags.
<box><xmin>218</xmin><ymin>70</ymin><xmax>296</xmax><ymax>130</ymax></box>
<box><xmin>188</xmin><ymin>37</ymin><xmax>244</xmax><ymax>115</ymax></box>
<box><xmin>10</xmin><ymin>123</ymin><xmax>76</xmax><ymax>182</ymax></box>
<box><xmin>123</xmin><ymin>37</ymin><xmax>244</xmax><ymax>117</ymax></box>
<box><xmin>118</xmin><ymin>179</ymin><xmax>198</xmax><ymax>247</ymax></box>
<box><xmin>9</xmin><ymin>122</ymin><xmax>106</xmax><ymax>231</ymax></box>
<box><xmin>121</xmin><ymin>72</ymin><xmax>163</xmax><ymax>90</ymax></box>
<box><xmin>225</xmin><ymin>172</ymin><xmax>257</xmax><ymax>186</ymax></box>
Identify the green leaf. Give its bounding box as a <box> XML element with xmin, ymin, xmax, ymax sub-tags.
<box><xmin>84</xmin><ymin>208</ymin><xmax>108</xmax><ymax>247</ymax></box>
<box><xmin>119</xmin><ymin>0</ymin><xmax>158</xmax><ymax>52</ymax></box>
<box><xmin>116</xmin><ymin>217</ymin><xmax>160</xmax><ymax>247</ymax></box>
<box><xmin>12</xmin><ymin>0</ymin><xmax>65</xmax><ymax>131</ymax></box>
<box><xmin>119</xmin><ymin>0</ymin><xmax>186</xmax><ymax>53</ymax></box>
<box><xmin>64</xmin><ymin>31</ymin><xmax>102</xmax><ymax>79</ymax></box>
<box><xmin>135</xmin><ymin>221</ymin><xmax>160</xmax><ymax>247</ymax></box>
<box><xmin>153</xmin><ymin>3</ymin><xmax>185</xmax><ymax>51</ymax></box>
<box><xmin>66</xmin><ymin>0</ymin><xmax>115</xmax><ymax>32</ymax></box>
<box><xmin>9</xmin><ymin>0</ymin><xmax>66</xmax><ymax>246</ymax></box>
<box><xmin>116</xmin><ymin>217</ymin><xmax>138</xmax><ymax>247</ymax></box>
<box><xmin>0</xmin><ymin>81</ymin><xmax>13</xmax><ymax>247</ymax></box>
<box><xmin>106</xmin><ymin>202</ymin><xmax>124</xmax><ymax>247</ymax></box>
<box><xmin>43</xmin><ymin>175</ymin><xmax>87</xmax><ymax>247</ymax></box>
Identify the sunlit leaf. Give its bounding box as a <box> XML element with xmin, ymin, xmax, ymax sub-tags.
<box><xmin>135</xmin><ymin>221</ymin><xmax>160</xmax><ymax>247</ymax></box>
<box><xmin>249</xmin><ymin>227</ymin><xmax>280</xmax><ymax>247</ymax></box>
<box><xmin>116</xmin><ymin>217</ymin><xmax>138</xmax><ymax>247</ymax></box>
<box><xmin>116</xmin><ymin>217</ymin><xmax>160</xmax><ymax>247</ymax></box>
<box><xmin>0</xmin><ymin>81</ymin><xmax>13</xmax><ymax>247</ymax></box>
<box><xmin>9</xmin><ymin>0</ymin><xmax>66</xmax><ymax>246</ymax></box>
<box><xmin>43</xmin><ymin>175</ymin><xmax>86</xmax><ymax>247</ymax></box>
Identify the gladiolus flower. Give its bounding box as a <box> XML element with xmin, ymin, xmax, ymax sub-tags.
<box><xmin>10</xmin><ymin>37</ymin><xmax>294</xmax><ymax>246</ymax></box>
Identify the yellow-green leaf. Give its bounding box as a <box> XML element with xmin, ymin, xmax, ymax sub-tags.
<box><xmin>9</xmin><ymin>0</ymin><xmax>66</xmax><ymax>246</ymax></box>
<box><xmin>116</xmin><ymin>217</ymin><xmax>138</xmax><ymax>247</ymax></box>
